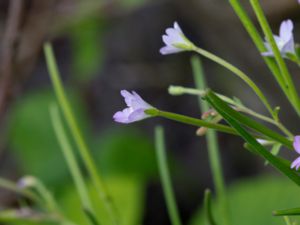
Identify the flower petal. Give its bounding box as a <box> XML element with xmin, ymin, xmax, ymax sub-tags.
<box><xmin>291</xmin><ymin>156</ymin><xmax>300</xmax><ymax>170</ymax></box>
<box><xmin>281</xmin><ymin>37</ymin><xmax>295</xmax><ymax>55</ymax></box>
<box><xmin>279</xmin><ymin>20</ymin><xmax>293</xmax><ymax>42</ymax></box>
<box><xmin>293</xmin><ymin>136</ymin><xmax>300</xmax><ymax>154</ymax></box>
<box><xmin>114</xmin><ymin>90</ymin><xmax>153</xmax><ymax>124</ymax></box>
<box><xmin>113</xmin><ymin>108</ymin><xmax>132</xmax><ymax>124</ymax></box>
<box><xmin>128</xmin><ymin>108</ymin><xmax>149</xmax><ymax>123</ymax></box>
<box><xmin>174</xmin><ymin>21</ymin><xmax>183</xmax><ymax>32</ymax></box>
<box><xmin>120</xmin><ymin>90</ymin><xmax>135</xmax><ymax>107</ymax></box>
<box><xmin>160</xmin><ymin>46</ymin><xmax>183</xmax><ymax>55</ymax></box>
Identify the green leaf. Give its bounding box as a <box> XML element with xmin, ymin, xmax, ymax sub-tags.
<box><xmin>205</xmin><ymin>90</ymin><xmax>292</xmax><ymax>149</ymax></box>
<box><xmin>206</xmin><ymin>90</ymin><xmax>300</xmax><ymax>186</ymax></box>
<box><xmin>273</xmin><ymin>207</ymin><xmax>300</xmax><ymax>216</ymax></box>
<box><xmin>70</xmin><ymin>17</ymin><xmax>105</xmax><ymax>82</ymax></box>
<box><xmin>93</xmin><ymin>128</ymin><xmax>157</xmax><ymax>180</ymax></box>
<box><xmin>8</xmin><ymin>89</ymin><xmax>90</xmax><ymax>186</ymax></box>
<box><xmin>265</xmin><ymin>143</ymin><xmax>282</xmax><ymax>166</ymax></box>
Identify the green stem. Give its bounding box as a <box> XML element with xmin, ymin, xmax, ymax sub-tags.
<box><xmin>204</xmin><ymin>189</ymin><xmax>217</xmax><ymax>225</ymax></box>
<box><xmin>193</xmin><ymin>46</ymin><xmax>274</xmax><ymax>117</ymax></box>
<box><xmin>50</xmin><ymin>104</ymin><xmax>94</xmax><ymax>214</ymax></box>
<box><xmin>28</xmin><ymin>177</ymin><xmax>58</xmax><ymax>213</ymax></box>
<box><xmin>155</xmin><ymin>126</ymin><xmax>182</xmax><ymax>225</ymax></box>
<box><xmin>146</xmin><ymin>109</ymin><xmax>237</xmax><ymax>135</ymax></box>
<box><xmin>191</xmin><ymin>56</ymin><xmax>230</xmax><ymax>225</ymax></box>
<box><xmin>205</xmin><ymin>90</ymin><xmax>293</xmax><ymax>148</ymax></box>
<box><xmin>284</xmin><ymin>216</ymin><xmax>292</xmax><ymax>225</ymax></box>
<box><xmin>169</xmin><ymin>85</ymin><xmax>293</xmax><ymax>138</ymax></box>
<box><xmin>0</xmin><ymin>177</ymin><xmax>41</xmax><ymax>204</ymax></box>
<box><xmin>250</xmin><ymin>0</ymin><xmax>300</xmax><ymax>116</ymax></box>
<box><xmin>43</xmin><ymin>42</ymin><xmax>119</xmax><ymax>225</ymax></box>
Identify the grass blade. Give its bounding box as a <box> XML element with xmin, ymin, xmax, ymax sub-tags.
<box><xmin>155</xmin><ymin>126</ymin><xmax>182</xmax><ymax>225</ymax></box>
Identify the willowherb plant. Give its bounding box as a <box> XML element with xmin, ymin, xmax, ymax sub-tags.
<box><xmin>113</xmin><ymin>0</ymin><xmax>300</xmax><ymax>224</ymax></box>
<box><xmin>1</xmin><ymin>1</ymin><xmax>300</xmax><ymax>225</ymax></box>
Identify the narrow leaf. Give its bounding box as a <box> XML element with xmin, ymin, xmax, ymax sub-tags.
<box><xmin>273</xmin><ymin>207</ymin><xmax>300</xmax><ymax>216</ymax></box>
<box><xmin>206</xmin><ymin>90</ymin><xmax>300</xmax><ymax>186</ymax></box>
<box><xmin>205</xmin><ymin>91</ymin><xmax>292</xmax><ymax>149</ymax></box>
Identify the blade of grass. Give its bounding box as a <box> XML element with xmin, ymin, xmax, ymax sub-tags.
<box><xmin>191</xmin><ymin>56</ymin><xmax>230</xmax><ymax>225</ymax></box>
<box><xmin>206</xmin><ymin>90</ymin><xmax>300</xmax><ymax>186</ymax></box>
<box><xmin>49</xmin><ymin>103</ymin><xmax>94</xmax><ymax>215</ymax></box>
<box><xmin>155</xmin><ymin>126</ymin><xmax>182</xmax><ymax>225</ymax></box>
<box><xmin>43</xmin><ymin>42</ymin><xmax>119</xmax><ymax>225</ymax></box>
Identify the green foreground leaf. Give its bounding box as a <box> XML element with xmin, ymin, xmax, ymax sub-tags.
<box><xmin>205</xmin><ymin>90</ymin><xmax>300</xmax><ymax>186</ymax></box>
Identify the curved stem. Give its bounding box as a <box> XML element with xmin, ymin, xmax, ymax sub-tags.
<box><xmin>193</xmin><ymin>46</ymin><xmax>274</xmax><ymax>117</ymax></box>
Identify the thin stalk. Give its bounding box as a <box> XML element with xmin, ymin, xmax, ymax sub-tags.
<box><xmin>145</xmin><ymin>109</ymin><xmax>238</xmax><ymax>135</ymax></box>
<box><xmin>43</xmin><ymin>42</ymin><xmax>119</xmax><ymax>225</ymax></box>
<box><xmin>0</xmin><ymin>177</ymin><xmax>41</xmax><ymax>204</ymax></box>
<box><xmin>169</xmin><ymin>86</ymin><xmax>293</xmax><ymax>138</ymax></box>
<box><xmin>193</xmin><ymin>46</ymin><xmax>274</xmax><ymax>117</ymax></box>
<box><xmin>204</xmin><ymin>189</ymin><xmax>217</xmax><ymax>225</ymax></box>
<box><xmin>155</xmin><ymin>126</ymin><xmax>182</xmax><ymax>225</ymax></box>
<box><xmin>191</xmin><ymin>56</ymin><xmax>230</xmax><ymax>225</ymax></box>
<box><xmin>204</xmin><ymin>91</ymin><xmax>293</xmax><ymax>149</ymax></box>
<box><xmin>19</xmin><ymin>176</ymin><xmax>59</xmax><ymax>213</ymax></box>
<box><xmin>284</xmin><ymin>216</ymin><xmax>292</xmax><ymax>225</ymax></box>
<box><xmin>250</xmin><ymin>0</ymin><xmax>300</xmax><ymax>116</ymax></box>
<box><xmin>49</xmin><ymin>104</ymin><xmax>94</xmax><ymax>213</ymax></box>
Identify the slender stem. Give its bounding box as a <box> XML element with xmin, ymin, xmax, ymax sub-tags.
<box><xmin>50</xmin><ymin>104</ymin><xmax>94</xmax><ymax>213</ymax></box>
<box><xmin>206</xmin><ymin>91</ymin><xmax>293</xmax><ymax>149</ymax></box>
<box><xmin>193</xmin><ymin>46</ymin><xmax>274</xmax><ymax>117</ymax></box>
<box><xmin>0</xmin><ymin>177</ymin><xmax>41</xmax><ymax>204</ymax></box>
<box><xmin>169</xmin><ymin>85</ymin><xmax>293</xmax><ymax>138</ymax></box>
<box><xmin>155</xmin><ymin>126</ymin><xmax>182</xmax><ymax>225</ymax></box>
<box><xmin>250</xmin><ymin>0</ymin><xmax>300</xmax><ymax>116</ymax></box>
<box><xmin>204</xmin><ymin>189</ymin><xmax>217</xmax><ymax>225</ymax></box>
<box><xmin>145</xmin><ymin>108</ymin><xmax>238</xmax><ymax>135</ymax></box>
<box><xmin>284</xmin><ymin>216</ymin><xmax>292</xmax><ymax>225</ymax></box>
<box><xmin>43</xmin><ymin>42</ymin><xmax>119</xmax><ymax>225</ymax></box>
<box><xmin>191</xmin><ymin>56</ymin><xmax>230</xmax><ymax>225</ymax></box>
<box><xmin>26</xmin><ymin>177</ymin><xmax>58</xmax><ymax>213</ymax></box>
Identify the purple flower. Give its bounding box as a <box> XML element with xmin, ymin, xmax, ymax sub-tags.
<box><xmin>291</xmin><ymin>136</ymin><xmax>300</xmax><ymax>170</ymax></box>
<box><xmin>113</xmin><ymin>90</ymin><xmax>153</xmax><ymax>124</ymax></box>
<box><xmin>262</xmin><ymin>19</ymin><xmax>295</xmax><ymax>57</ymax></box>
<box><xmin>160</xmin><ymin>22</ymin><xmax>194</xmax><ymax>55</ymax></box>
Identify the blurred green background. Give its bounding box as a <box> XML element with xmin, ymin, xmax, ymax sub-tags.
<box><xmin>0</xmin><ymin>0</ymin><xmax>300</xmax><ymax>224</ymax></box>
